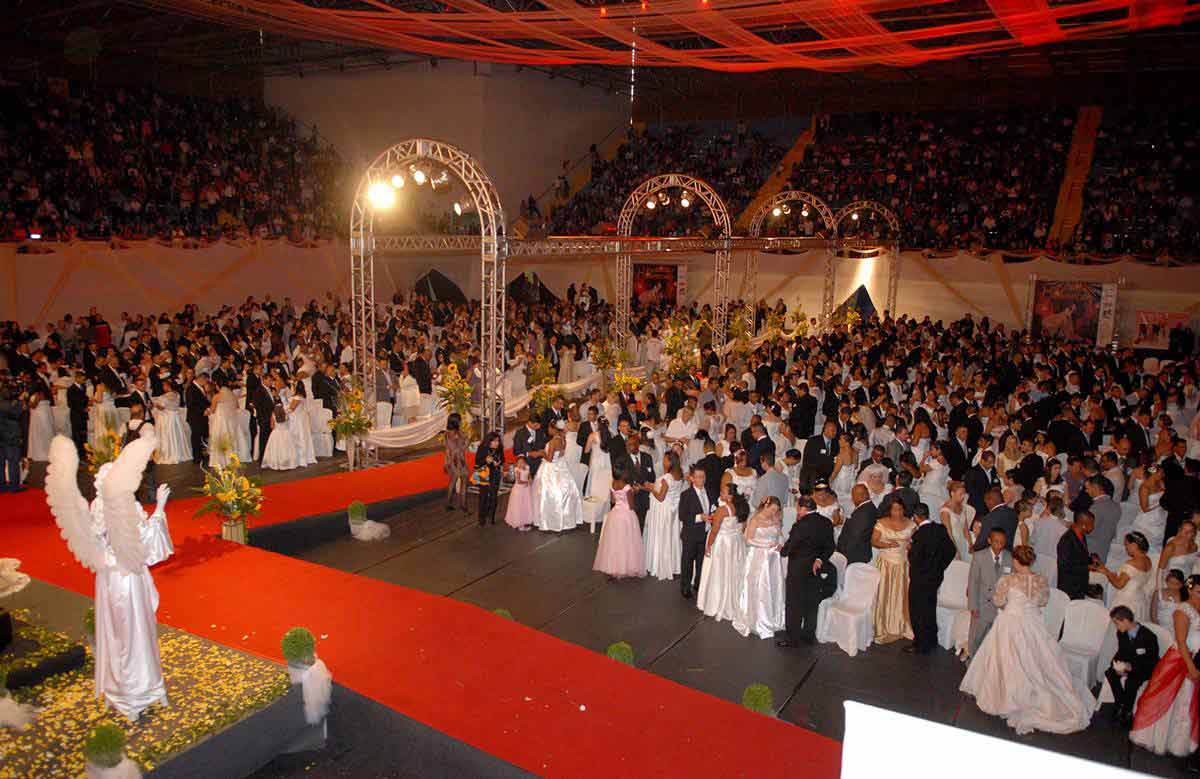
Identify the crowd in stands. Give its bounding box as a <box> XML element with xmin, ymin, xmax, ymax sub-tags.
<box><xmin>549</xmin><ymin>124</ymin><xmax>786</xmax><ymax>236</ymax></box>
<box><xmin>0</xmin><ymin>78</ymin><xmax>342</xmax><ymax>243</ymax></box>
<box><xmin>1074</xmin><ymin>107</ymin><xmax>1200</xmax><ymax>258</ymax></box>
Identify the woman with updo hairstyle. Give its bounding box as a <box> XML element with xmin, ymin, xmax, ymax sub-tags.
<box><xmin>960</xmin><ymin>541</ymin><xmax>1096</xmax><ymax>735</ymax></box>
<box><xmin>1130</xmin><ymin>573</ymin><xmax>1200</xmax><ymax>756</ymax></box>
<box><xmin>1154</xmin><ymin>569</ymin><xmax>1187</xmax><ymax>634</ymax></box>
<box><xmin>697</xmin><ymin>481</ymin><xmax>750</xmax><ymax>622</ymax></box>
<box><xmin>1096</xmin><ymin>531</ymin><xmax>1154</xmax><ymax>622</ymax></box>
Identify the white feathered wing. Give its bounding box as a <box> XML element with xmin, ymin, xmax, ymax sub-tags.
<box><xmin>100</xmin><ymin>435</ymin><xmax>158</xmax><ymax>575</ymax></box>
<box><xmin>45</xmin><ymin>435</ymin><xmax>105</xmax><ymax>573</ymax></box>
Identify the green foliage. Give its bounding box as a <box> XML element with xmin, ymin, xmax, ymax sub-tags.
<box><xmin>741</xmin><ymin>683</ymin><xmax>774</xmax><ymax>715</ymax></box>
<box><xmin>661</xmin><ymin>315</ymin><xmax>700</xmax><ymax>377</ymax></box>
<box><xmin>591</xmin><ymin>339</ymin><xmax>618</xmax><ymax>373</ymax></box>
<box><xmin>528</xmin><ymin>354</ymin><xmax>557</xmax><ymax>387</ymax></box>
<box><xmin>84</xmin><ymin>607</ymin><xmax>95</xmax><ymax>637</ymax></box>
<box><xmin>493</xmin><ymin>608</ymin><xmax>514</xmax><ymax>620</ymax></box>
<box><xmin>530</xmin><ymin>384</ymin><xmax>562</xmax><ymax>416</ymax></box>
<box><xmin>436</xmin><ymin>363</ymin><xmax>473</xmax><ymax>419</ymax></box>
<box><xmin>83</xmin><ymin>724</ymin><xmax>126</xmax><ymax>768</ymax></box>
<box><xmin>280</xmin><ymin>627</ymin><xmax>316</xmax><ymax>666</ymax></box>
<box><xmin>606</xmin><ymin>641</ymin><xmax>634</xmax><ymax>666</ymax></box>
<box><xmin>348</xmin><ymin>501</ymin><xmax>367</xmax><ymax>524</ymax></box>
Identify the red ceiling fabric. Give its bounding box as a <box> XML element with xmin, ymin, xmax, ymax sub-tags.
<box><xmin>153</xmin><ymin>0</ymin><xmax>1198</xmax><ymax>72</ymax></box>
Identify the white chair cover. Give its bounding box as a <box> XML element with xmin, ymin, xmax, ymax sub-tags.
<box><xmin>817</xmin><ymin>562</ymin><xmax>881</xmax><ymax>657</ymax></box>
<box><xmin>936</xmin><ymin>560</ymin><xmax>971</xmax><ymax>651</ymax></box>
<box><xmin>1042</xmin><ymin>588</ymin><xmax>1070</xmax><ymax>639</ymax></box>
<box><xmin>1096</xmin><ymin>622</ymin><xmax>1173</xmax><ymax>707</ymax></box>
<box><xmin>1060</xmin><ymin>599</ymin><xmax>1113</xmax><ymax>689</ymax></box>
<box><xmin>375</xmin><ymin>401</ymin><xmax>393</xmax><ymax>431</ymax></box>
<box><xmin>312</xmin><ymin>407</ymin><xmax>334</xmax><ymax>458</ymax></box>
<box><xmin>815</xmin><ymin>553</ymin><xmax>851</xmax><ymax>637</ymax></box>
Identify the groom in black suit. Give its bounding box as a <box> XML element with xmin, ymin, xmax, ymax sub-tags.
<box><xmin>678</xmin><ymin>464</ymin><xmax>714</xmax><ymax>599</ymax></box>
<box><xmin>778</xmin><ymin>483</ymin><xmax>836</xmax><ymax>646</ymax></box>
<box><xmin>627</xmin><ymin>432</ymin><xmax>656</xmax><ymax>528</ymax></box>
<box><xmin>907</xmin><ymin>503</ymin><xmax>959</xmax><ymax>654</ymax></box>
<box><xmin>513</xmin><ymin>419</ymin><xmax>547</xmax><ymax>476</ymax></box>
<box><xmin>185</xmin><ymin>374</ymin><xmax>210</xmax><ymax>464</ymax></box>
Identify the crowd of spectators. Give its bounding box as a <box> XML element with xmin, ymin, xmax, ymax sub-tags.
<box><xmin>0</xmin><ymin>77</ymin><xmax>343</xmax><ymax>243</ymax></box>
<box><xmin>784</xmin><ymin>111</ymin><xmax>1073</xmax><ymax>251</ymax></box>
<box><xmin>1074</xmin><ymin>107</ymin><xmax>1200</xmax><ymax>259</ymax></box>
<box><xmin>549</xmin><ymin>123</ymin><xmax>786</xmax><ymax>237</ymax></box>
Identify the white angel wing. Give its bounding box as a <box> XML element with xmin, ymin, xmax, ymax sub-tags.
<box><xmin>100</xmin><ymin>434</ymin><xmax>157</xmax><ymax>575</ymax></box>
<box><xmin>45</xmin><ymin>435</ymin><xmax>105</xmax><ymax>573</ymax></box>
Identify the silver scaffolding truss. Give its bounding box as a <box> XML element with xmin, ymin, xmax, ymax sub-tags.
<box><xmin>350</xmin><ymin>138</ymin><xmax>506</xmax><ymax>452</ymax></box>
<box><xmin>748</xmin><ymin>190</ymin><xmax>836</xmax><ymax>332</ymax></box>
<box><xmin>615</xmin><ymin>174</ymin><xmax>732</xmax><ymax>352</ymax></box>
<box><xmin>832</xmin><ymin>200</ymin><xmax>902</xmax><ymax>322</ymax></box>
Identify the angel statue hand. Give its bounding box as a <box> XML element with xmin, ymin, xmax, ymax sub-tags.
<box><xmin>154</xmin><ymin>484</ymin><xmax>171</xmax><ymax>514</ymax></box>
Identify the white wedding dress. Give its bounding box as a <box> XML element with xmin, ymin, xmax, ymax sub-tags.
<box><xmin>585</xmin><ymin>432</ymin><xmax>613</xmax><ymax>502</ymax></box>
<box><xmin>643</xmin><ymin>473</ymin><xmax>684</xmax><ymax>580</ymax></box>
<box><xmin>89</xmin><ymin>390</ymin><xmax>120</xmax><ymax>448</ymax></box>
<box><xmin>696</xmin><ymin>504</ymin><xmax>746</xmax><ymax>621</ymax></box>
<box><xmin>918</xmin><ymin>459</ymin><xmax>950</xmax><ymax>527</ymax></box>
<box><xmin>151</xmin><ymin>392</ymin><xmax>192</xmax><ymax>465</ymax></box>
<box><xmin>732</xmin><ymin>522</ymin><xmax>786</xmax><ymax>639</ymax></box>
<box><xmin>532</xmin><ymin>449</ymin><xmax>583</xmax><ymax>532</ymax></box>
<box><xmin>262</xmin><ymin>412</ymin><xmax>298</xmax><ymax>471</ymax></box>
<box><xmin>26</xmin><ymin>397</ymin><xmax>54</xmax><ymax>461</ymax></box>
<box><xmin>960</xmin><ymin>572</ymin><xmax>1095</xmax><ymax>735</ymax></box>
<box><xmin>563</xmin><ymin>432</ymin><xmax>588</xmax><ymax>493</ymax></box>
<box><xmin>208</xmin><ymin>388</ymin><xmax>246</xmax><ymax>467</ymax></box>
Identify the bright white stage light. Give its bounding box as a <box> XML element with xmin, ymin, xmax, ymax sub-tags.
<box><xmin>412</xmin><ymin>167</ymin><xmax>427</xmax><ymax>186</ymax></box>
<box><xmin>659</xmin><ymin>192</ymin><xmax>670</xmax><ymax>206</ymax></box>
<box><xmin>772</xmin><ymin>207</ymin><xmax>782</xmax><ymax>217</ymax></box>
<box><xmin>390</xmin><ymin>174</ymin><xmax>405</xmax><ymax>188</ymax></box>
<box><xmin>454</xmin><ymin>201</ymin><xmax>463</xmax><ymax>216</ymax></box>
<box><xmin>680</xmin><ymin>191</ymin><xmax>691</xmax><ymax>208</ymax></box>
<box><xmin>801</xmin><ymin>206</ymin><xmax>810</xmax><ymax>217</ymax></box>
<box><xmin>781</xmin><ymin>204</ymin><xmax>791</xmax><ymax>215</ymax></box>
<box><xmin>29</xmin><ymin>232</ymin><xmax>42</xmax><ymax>240</ymax></box>
<box><xmin>368</xmin><ymin>181</ymin><xmax>396</xmax><ymax>209</ymax></box>
<box><xmin>852</xmin><ymin>212</ymin><xmax>859</xmax><ymax>220</ymax></box>
<box><xmin>646</xmin><ymin>199</ymin><xmax>656</xmax><ymax>209</ymax></box>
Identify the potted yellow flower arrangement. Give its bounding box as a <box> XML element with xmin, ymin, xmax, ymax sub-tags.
<box><xmin>436</xmin><ymin>362</ymin><xmax>473</xmax><ymax>424</ymax></box>
<box><xmin>197</xmin><ymin>453</ymin><xmax>264</xmax><ymax>544</ymax></box>
<box><xmin>329</xmin><ymin>381</ymin><xmax>372</xmax><ymax>470</ymax></box>
<box><xmin>84</xmin><ymin>427</ymin><xmax>123</xmax><ymax>474</ymax></box>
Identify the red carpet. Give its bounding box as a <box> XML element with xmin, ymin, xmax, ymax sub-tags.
<box><xmin>3</xmin><ymin>460</ymin><xmax>842</xmax><ymax>777</ymax></box>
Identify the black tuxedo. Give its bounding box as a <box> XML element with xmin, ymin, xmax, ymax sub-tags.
<box><xmin>117</xmin><ymin>388</ymin><xmax>152</xmax><ymax>412</ymax></box>
<box><xmin>746</xmin><ymin>435</ymin><xmax>775</xmax><ymax>476</ymax></box>
<box><xmin>678</xmin><ymin>485</ymin><xmax>712</xmax><ymax>594</ymax></box>
<box><xmin>606</xmin><ymin>433</ymin><xmax>632</xmax><ymax>475</ymax></box>
<box><xmin>973</xmin><ymin>505</ymin><xmax>1018</xmax><ymax>551</ymax></box>
<box><xmin>249</xmin><ymin>384</ymin><xmax>276</xmax><ymax>461</ymax></box>
<box><xmin>964</xmin><ymin>464</ymin><xmax>999</xmax><ymax>518</ymax></box>
<box><xmin>541</xmin><ymin>406</ymin><xmax>566</xmax><ymax>431</ymax></box>
<box><xmin>513</xmin><ymin>426</ymin><xmax>547</xmax><ymax>476</ymax></box>
<box><xmin>99</xmin><ymin>365</ymin><xmax>126</xmax><ymax>395</ymax></box>
<box><xmin>630</xmin><ymin>450</ymin><xmax>655</xmax><ymax>525</ymax></box>
<box><xmin>837</xmin><ymin>501</ymin><xmax>879</xmax><ymax>565</ymax></box>
<box><xmin>1014</xmin><ymin>453</ymin><xmax>1044</xmax><ymax>491</ymax></box>
<box><xmin>576</xmin><ymin>420</ymin><xmax>593</xmax><ymax>466</ymax></box>
<box><xmin>1105</xmin><ymin>626</ymin><xmax>1160</xmax><ymax>715</ymax></box>
<box><xmin>67</xmin><ymin>383</ymin><xmax>89</xmax><ymax>454</ymax></box>
<box><xmin>789</xmin><ymin>395</ymin><xmax>818</xmax><ymax>439</ymax></box>
<box><xmin>944</xmin><ymin>436</ymin><xmax>974</xmax><ymax>481</ymax></box>
<box><xmin>694</xmin><ymin>453</ymin><xmax>725</xmax><ymax>504</ymax></box>
<box><xmin>1057</xmin><ymin>529</ymin><xmax>1091</xmax><ymax>600</ymax></box>
<box><xmin>799</xmin><ymin>434</ymin><xmax>837</xmax><ymax>491</ymax></box>
<box><xmin>780</xmin><ymin>511</ymin><xmax>835</xmax><ymax>642</ymax></box>
<box><xmin>312</xmin><ymin>373</ymin><xmax>338</xmax><ymax>413</ymax></box>
<box><xmin>185</xmin><ymin>382</ymin><xmax>210</xmax><ymax>463</ymax></box>
<box><xmin>908</xmin><ymin>521</ymin><xmax>959</xmax><ymax>652</ymax></box>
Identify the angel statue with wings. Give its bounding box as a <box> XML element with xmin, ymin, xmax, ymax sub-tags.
<box><xmin>45</xmin><ymin>432</ymin><xmax>173</xmax><ymax>721</ymax></box>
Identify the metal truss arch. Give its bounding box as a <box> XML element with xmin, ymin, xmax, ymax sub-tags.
<box><xmin>748</xmin><ymin>190</ymin><xmax>836</xmax><ymax>237</ymax></box>
<box><xmin>350</xmin><ymin>138</ymin><xmax>506</xmax><ymax>448</ymax></box>
<box><xmin>833</xmin><ymin>200</ymin><xmax>901</xmax><ymax>236</ymax></box>
<box><xmin>615</xmin><ymin>173</ymin><xmax>732</xmax><ymax>354</ymax></box>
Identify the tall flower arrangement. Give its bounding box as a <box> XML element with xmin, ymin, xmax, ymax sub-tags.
<box><xmin>661</xmin><ymin>315</ymin><xmax>699</xmax><ymax>377</ymax></box>
<box><xmin>84</xmin><ymin>426</ymin><xmax>123</xmax><ymax>474</ymax></box>
<box><xmin>528</xmin><ymin>354</ymin><xmax>557</xmax><ymax>387</ymax></box>
<box><xmin>790</xmin><ymin>308</ymin><xmax>810</xmax><ymax>338</ymax></box>
<box><xmin>612</xmin><ymin>362</ymin><xmax>644</xmax><ymax>394</ymax></box>
<box><xmin>727</xmin><ymin>307</ymin><xmax>754</xmax><ymax>364</ymax></box>
<box><xmin>436</xmin><ymin>363</ymin><xmax>473</xmax><ymax>419</ymax></box>
<box><xmin>527</xmin><ymin>353</ymin><xmax>561</xmax><ymax>417</ymax></box>
<box><xmin>328</xmin><ymin>381</ymin><xmax>372</xmax><ymax>438</ymax></box>
<box><xmin>197</xmin><ymin>453</ymin><xmax>264</xmax><ymax>528</ymax></box>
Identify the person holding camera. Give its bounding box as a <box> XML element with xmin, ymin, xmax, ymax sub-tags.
<box><xmin>777</xmin><ymin>483</ymin><xmax>836</xmax><ymax>647</ymax></box>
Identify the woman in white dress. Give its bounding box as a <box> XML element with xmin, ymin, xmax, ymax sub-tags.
<box><xmin>151</xmin><ymin>382</ymin><xmax>192</xmax><ymax>465</ymax></box>
<box><xmin>206</xmin><ymin>382</ymin><xmax>244</xmax><ymax>468</ymax></box>
<box><xmin>721</xmin><ymin>449</ymin><xmax>759</xmax><ymax>503</ymax></box>
<box><xmin>25</xmin><ymin>386</ymin><xmax>54</xmax><ymax>462</ymax></box>
<box><xmin>284</xmin><ymin>379</ymin><xmax>317</xmax><ymax>467</ymax></box>
<box><xmin>732</xmin><ymin>497</ymin><xmax>786</xmax><ymax>639</ymax></box>
<box><xmin>1130</xmin><ymin>574</ymin><xmax>1200</xmax><ymax>757</ymax></box>
<box><xmin>563</xmin><ymin>412</ymin><xmax>588</xmax><ymax>493</ymax></box>
<box><xmin>584</xmin><ymin>421</ymin><xmax>613</xmax><ymax>502</ymax></box>
<box><xmin>643</xmin><ymin>451</ymin><xmax>685</xmax><ymax>581</ymax></box>
<box><xmin>395</xmin><ymin>363</ymin><xmax>420</xmax><ymax>423</ymax></box>
<box><xmin>1131</xmin><ymin>465</ymin><xmax>1168</xmax><ymax>554</ymax></box>
<box><xmin>508</xmin><ymin>349</ymin><xmax>527</xmax><ymax>396</ymax></box>
<box><xmin>1154</xmin><ymin>569</ymin><xmax>1187</xmax><ymax>635</ymax></box>
<box><xmin>261</xmin><ymin>404</ymin><xmax>298</xmax><ymax>471</ymax></box>
<box><xmin>917</xmin><ymin>441</ymin><xmax>950</xmax><ymax>525</ymax></box>
<box><xmin>532</xmin><ymin>428</ymin><xmax>583</xmax><ymax>533</ymax></box>
<box><xmin>1096</xmin><ymin>532</ymin><xmax>1154</xmax><ymax>622</ymax></box>
<box><xmin>1159</xmin><ymin>520</ymin><xmax>1199</xmax><ymax>580</ymax></box>
<box><xmin>829</xmin><ymin>434</ymin><xmax>858</xmax><ymax>519</ymax></box>
<box><xmin>696</xmin><ymin>482</ymin><xmax>749</xmax><ymax>621</ymax></box>
<box><xmin>960</xmin><ymin>545</ymin><xmax>1095</xmax><ymax>735</ymax></box>
<box><xmin>1026</xmin><ymin>493</ymin><xmax>1069</xmax><ymax>587</ymax></box>
<box><xmin>939</xmin><ymin>480</ymin><xmax>976</xmax><ymax>561</ymax></box>
<box><xmin>88</xmin><ymin>381</ymin><xmax>120</xmax><ymax>449</ymax></box>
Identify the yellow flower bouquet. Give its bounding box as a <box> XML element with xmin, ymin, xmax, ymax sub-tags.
<box><xmin>196</xmin><ymin>454</ymin><xmax>264</xmax><ymax>523</ymax></box>
<box><xmin>435</xmin><ymin>363</ymin><xmax>473</xmax><ymax>419</ymax></box>
<box><xmin>329</xmin><ymin>382</ymin><xmax>373</xmax><ymax>438</ymax></box>
<box><xmin>84</xmin><ymin>427</ymin><xmax>123</xmax><ymax>475</ymax></box>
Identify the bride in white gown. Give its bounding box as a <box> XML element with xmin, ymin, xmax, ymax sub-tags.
<box><xmin>151</xmin><ymin>384</ymin><xmax>192</xmax><ymax>465</ymax></box>
<box><xmin>960</xmin><ymin>545</ymin><xmax>1095</xmax><ymax>735</ymax></box>
<box><xmin>207</xmin><ymin>383</ymin><xmax>245</xmax><ymax>467</ymax></box>
<box><xmin>532</xmin><ymin>428</ymin><xmax>583</xmax><ymax>533</ymax></box>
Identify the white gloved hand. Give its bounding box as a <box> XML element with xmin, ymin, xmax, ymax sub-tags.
<box><xmin>154</xmin><ymin>483</ymin><xmax>171</xmax><ymax>515</ymax></box>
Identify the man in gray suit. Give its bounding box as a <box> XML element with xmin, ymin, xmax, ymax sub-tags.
<box><xmin>1085</xmin><ymin>475</ymin><xmax>1120</xmax><ymax>563</ymax></box>
<box><xmin>884</xmin><ymin>426</ymin><xmax>912</xmax><ymax>467</ymax></box>
<box><xmin>967</xmin><ymin>526</ymin><xmax>1013</xmax><ymax>655</ymax></box>
<box><xmin>752</xmin><ymin>451</ymin><xmax>790</xmax><ymax>507</ymax></box>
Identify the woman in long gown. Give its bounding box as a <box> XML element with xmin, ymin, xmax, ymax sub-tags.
<box><xmin>644</xmin><ymin>451</ymin><xmax>685</xmax><ymax>581</ymax></box>
<box><xmin>585</xmin><ymin>420</ymin><xmax>613</xmax><ymax>503</ymax></box>
<box><xmin>721</xmin><ymin>448</ymin><xmax>758</xmax><ymax>503</ymax></box>
<box><xmin>285</xmin><ymin>379</ymin><xmax>317</xmax><ymax>467</ymax></box>
<box><xmin>960</xmin><ymin>545</ymin><xmax>1095</xmax><ymax>735</ymax></box>
<box><xmin>563</xmin><ymin>411</ymin><xmax>588</xmax><ymax>493</ymax></box>
<box><xmin>505</xmin><ymin>456</ymin><xmax>534</xmax><ymax>531</ymax></box>
<box><xmin>917</xmin><ymin>441</ymin><xmax>950</xmax><ymax>526</ymax></box>
<box><xmin>697</xmin><ymin>482</ymin><xmax>749</xmax><ymax>621</ymax></box>
<box><xmin>150</xmin><ymin>382</ymin><xmax>192</xmax><ymax>465</ymax></box>
<box><xmin>1130</xmin><ymin>465</ymin><xmax>1168</xmax><ymax>556</ymax></box>
<box><xmin>593</xmin><ymin>469</ymin><xmax>645</xmax><ymax>579</ymax></box>
<box><xmin>25</xmin><ymin>387</ymin><xmax>53</xmax><ymax>462</ymax></box>
<box><xmin>939</xmin><ymin>480</ymin><xmax>976</xmax><ymax>561</ymax></box>
<box><xmin>262</xmin><ymin>404</ymin><xmax>298</xmax><ymax>471</ymax></box>
<box><xmin>207</xmin><ymin>382</ymin><xmax>243</xmax><ymax>467</ymax></box>
<box><xmin>1131</xmin><ymin>574</ymin><xmax>1200</xmax><ymax>757</ymax></box>
<box><xmin>732</xmin><ymin>497</ymin><xmax>786</xmax><ymax>639</ymax></box>
<box><xmin>1096</xmin><ymin>532</ymin><xmax>1154</xmax><ymax>622</ymax></box>
<box><xmin>872</xmin><ymin>499</ymin><xmax>916</xmax><ymax>644</ymax></box>
<box><xmin>89</xmin><ymin>381</ymin><xmax>120</xmax><ymax>449</ymax></box>
<box><xmin>829</xmin><ymin>434</ymin><xmax>858</xmax><ymax>519</ymax></box>
<box><xmin>532</xmin><ymin>428</ymin><xmax>583</xmax><ymax>532</ymax></box>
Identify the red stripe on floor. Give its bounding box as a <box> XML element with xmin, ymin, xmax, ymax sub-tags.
<box><xmin>3</xmin><ymin>460</ymin><xmax>842</xmax><ymax>777</ymax></box>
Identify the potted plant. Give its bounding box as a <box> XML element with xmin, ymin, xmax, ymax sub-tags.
<box><xmin>329</xmin><ymin>382</ymin><xmax>372</xmax><ymax>470</ymax></box>
<box><xmin>280</xmin><ymin>627</ymin><xmax>332</xmax><ymax>728</ymax></box>
<box><xmin>197</xmin><ymin>454</ymin><xmax>264</xmax><ymax>544</ymax></box>
<box><xmin>741</xmin><ymin>683</ymin><xmax>775</xmax><ymax>716</ymax></box>
<box><xmin>83</xmin><ymin>724</ymin><xmax>134</xmax><ymax>777</ymax></box>
<box><xmin>605</xmin><ymin>641</ymin><xmax>634</xmax><ymax>667</ymax></box>
<box><xmin>281</xmin><ymin>627</ymin><xmax>317</xmax><ymax>675</ymax></box>
<box><xmin>347</xmin><ymin>501</ymin><xmax>366</xmax><ymax>528</ymax></box>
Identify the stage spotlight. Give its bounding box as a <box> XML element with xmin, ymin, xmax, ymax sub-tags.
<box><xmin>679</xmin><ymin>191</ymin><xmax>691</xmax><ymax>208</ymax></box>
<box><xmin>851</xmin><ymin>212</ymin><xmax>859</xmax><ymax>220</ymax></box>
<box><xmin>646</xmin><ymin>199</ymin><xmax>656</xmax><ymax>210</ymax></box>
<box><xmin>368</xmin><ymin>180</ymin><xmax>396</xmax><ymax>209</ymax></box>
<box><xmin>801</xmin><ymin>206</ymin><xmax>810</xmax><ymax>217</ymax></box>
<box><xmin>781</xmin><ymin>204</ymin><xmax>791</xmax><ymax>215</ymax></box>
<box><xmin>453</xmin><ymin>201</ymin><xmax>463</xmax><ymax>216</ymax></box>
<box><xmin>390</xmin><ymin>174</ymin><xmax>405</xmax><ymax>188</ymax></box>
<box><xmin>772</xmin><ymin>206</ymin><xmax>782</xmax><ymax>217</ymax></box>
<box><xmin>29</xmin><ymin>232</ymin><xmax>42</xmax><ymax>240</ymax></box>
<box><xmin>659</xmin><ymin>191</ymin><xmax>670</xmax><ymax>206</ymax></box>
<box><xmin>411</xmin><ymin>166</ymin><xmax>427</xmax><ymax>186</ymax></box>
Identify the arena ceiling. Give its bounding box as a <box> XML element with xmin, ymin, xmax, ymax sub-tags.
<box><xmin>3</xmin><ymin>0</ymin><xmax>1199</xmax><ymax>104</ymax></box>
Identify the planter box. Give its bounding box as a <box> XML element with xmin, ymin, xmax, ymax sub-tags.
<box><xmin>221</xmin><ymin>519</ymin><xmax>247</xmax><ymax>544</ymax></box>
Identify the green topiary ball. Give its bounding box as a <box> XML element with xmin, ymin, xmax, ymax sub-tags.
<box><xmin>741</xmin><ymin>683</ymin><xmax>774</xmax><ymax>715</ymax></box>
<box><xmin>280</xmin><ymin>627</ymin><xmax>317</xmax><ymax>665</ymax></box>
<box><xmin>83</xmin><ymin>724</ymin><xmax>126</xmax><ymax>768</ymax></box>
<box><xmin>606</xmin><ymin>641</ymin><xmax>634</xmax><ymax>666</ymax></box>
<box><xmin>493</xmin><ymin>608</ymin><xmax>514</xmax><ymax>620</ymax></box>
<box><xmin>348</xmin><ymin>501</ymin><xmax>367</xmax><ymax>524</ymax></box>
<box><xmin>84</xmin><ymin>607</ymin><xmax>95</xmax><ymax>637</ymax></box>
